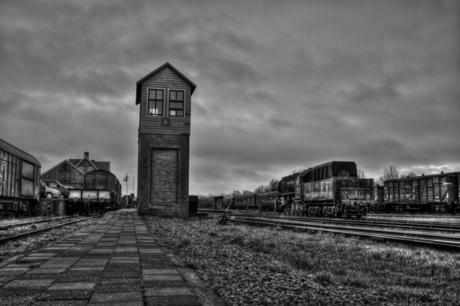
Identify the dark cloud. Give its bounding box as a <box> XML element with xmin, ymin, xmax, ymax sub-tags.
<box><xmin>1</xmin><ymin>0</ymin><xmax>459</xmax><ymax>196</ymax></box>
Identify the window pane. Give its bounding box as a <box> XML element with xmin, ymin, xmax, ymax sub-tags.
<box><xmin>177</xmin><ymin>111</ymin><xmax>183</xmax><ymax>116</ymax></box>
<box><xmin>170</xmin><ymin>110</ymin><xmax>176</xmax><ymax>116</ymax></box>
<box><xmin>170</xmin><ymin>91</ymin><xmax>176</xmax><ymax>100</ymax></box>
<box><xmin>149</xmin><ymin>89</ymin><xmax>155</xmax><ymax>99</ymax></box>
<box><xmin>156</xmin><ymin>90</ymin><xmax>163</xmax><ymax>99</ymax></box>
<box><xmin>177</xmin><ymin>91</ymin><xmax>183</xmax><ymax>100</ymax></box>
<box><xmin>156</xmin><ymin>101</ymin><xmax>163</xmax><ymax>113</ymax></box>
<box><xmin>170</xmin><ymin>102</ymin><xmax>183</xmax><ymax>109</ymax></box>
<box><xmin>22</xmin><ymin>161</ymin><xmax>34</xmax><ymax>179</ymax></box>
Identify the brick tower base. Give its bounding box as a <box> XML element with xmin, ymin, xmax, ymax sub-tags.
<box><xmin>137</xmin><ymin>133</ymin><xmax>189</xmax><ymax>219</ymax></box>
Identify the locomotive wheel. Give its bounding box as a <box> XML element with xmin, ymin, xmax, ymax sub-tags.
<box><xmin>46</xmin><ymin>193</ymin><xmax>53</xmax><ymax>198</ymax></box>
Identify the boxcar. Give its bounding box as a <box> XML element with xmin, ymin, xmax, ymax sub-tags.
<box><xmin>382</xmin><ymin>172</ymin><xmax>460</xmax><ymax>214</ymax></box>
<box><xmin>0</xmin><ymin>138</ymin><xmax>41</xmax><ymax>217</ymax></box>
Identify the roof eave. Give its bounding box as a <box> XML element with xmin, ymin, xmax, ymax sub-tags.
<box><xmin>135</xmin><ymin>62</ymin><xmax>196</xmax><ymax>105</ymax></box>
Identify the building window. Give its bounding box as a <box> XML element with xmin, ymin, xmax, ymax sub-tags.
<box><xmin>169</xmin><ymin>90</ymin><xmax>184</xmax><ymax>117</ymax></box>
<box><xmin>59</xmin><ymin>164</ymin><xmax>71</xmax><ymax>182</ymax></box>
<box><xmin>148</xmin><ymin>89</ymin><xmax>164</xmax><ymax>116</ymax></box>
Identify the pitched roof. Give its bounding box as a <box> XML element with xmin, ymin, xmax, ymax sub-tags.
<box><xmin>41</xmin><ymin>159</ymin><xmax>84</xmax><ymax>177</ymax></box>
<box><xmin>93</xmin><ymin>161</ymin><xmax>110</xmax><ymax>171</ymax></box>
<box><xmin>135</xmin><ymin>62</ymin><xmax>197</xmax><ymax>105</ymax></box>
<box><xmin>0</xmin><ymin>138</ymin><xmax>41</xmax><ymax>166</ymax></box>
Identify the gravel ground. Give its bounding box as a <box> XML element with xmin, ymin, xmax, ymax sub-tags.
<box><xmin>145</xmin><ymin>216</ymin><xmax>405</xmax><ymax>306</ymax></box>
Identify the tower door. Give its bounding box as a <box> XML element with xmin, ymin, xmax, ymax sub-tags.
<box><xmin>150</xmin><ymin>149</ymin><xmax>178</xmax><ymax>203</ymax></box>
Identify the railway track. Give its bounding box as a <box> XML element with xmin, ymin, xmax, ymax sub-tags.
<box><xmin>232</xmin><ymin>216</ymin><xmax>460</xmax><ymax>251</ymax></box>
<box><xmin>0</xmin><ymin>216</ymin><xmax>77</xmax><ymax>230</ymax></box>
<box><xmin>0</xmin><ymin>216</ymin><xmax>96</xmax><ymax>245</ymax></box>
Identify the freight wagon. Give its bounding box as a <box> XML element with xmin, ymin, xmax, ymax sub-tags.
<box><xmin>0</xmin><ymin>138</ymin><xmax>41</xmax><ymax>217</ymax></box>
<box><xmin>381</xmin><ymin>172</ymin><xmax>460</xmax><ymax>214</ymax></box>
<box><xmin>67</xmin><ymin>169</ymin><xmax>122</xmax><ymax>214</ymax></box>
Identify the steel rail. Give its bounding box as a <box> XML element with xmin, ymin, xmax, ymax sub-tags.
<box><xmin>0</xmin><ymin>216</ymin><xmax>78</xmax><ymax>230</ymax></box>
<box><xmin>0</xmin><ymin>217</ymin><xmax>95</xmax><ymax>245</ymax></box>
<box><xmin>200</xmin><ymin>209</ymin><xmax>460</xmax><ymax>231</ymax></box>
<box><xmin>258</xmin><ymin>215</ymin><xmax>460</xmax><ymax>233</ymax></box>
<box><xmin>233</xmin><ymin>217</ymin><xmax>460</xmax><ymax>250</ymax></box>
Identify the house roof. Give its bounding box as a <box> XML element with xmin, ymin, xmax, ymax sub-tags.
<box><xmin>135</xmin><ymin>62</ymin><xmax>197</xmax><ymax>105</ymax></box>
<box><xmin>41</xmin><ymin>159</ymin><xmax>84</xmax><ymax>177</ymax></box>
<box><xmin>0</xmin><ymin>138</ymin><xmax>41</xmax><ymax>166</ymax></box>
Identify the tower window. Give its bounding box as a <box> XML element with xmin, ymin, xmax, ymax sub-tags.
<box><xmin>148</xmin><ymin>89</ymin><xmax>164</xmax><ymax>116</ymax></box>
<box><xmin>169</xmin><ymin>90</ymin><xmax>184</xmax><ymax>117</ymax></box>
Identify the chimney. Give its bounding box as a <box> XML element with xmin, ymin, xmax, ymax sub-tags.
<box><xmin>84</xmin><ymin>152</ymin><xmax>89</xmax><ymax>159</ymax></box>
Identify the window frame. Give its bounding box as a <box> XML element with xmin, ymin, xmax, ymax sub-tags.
<box><xmin>168</xmin><ymin>89</ymin><xmax>185</xmax><ymax>117</ymax></box>
<box><xmin>147</xmin><ymin>88</ymin><xmax>165</xmax><ymax>117</ymax></box>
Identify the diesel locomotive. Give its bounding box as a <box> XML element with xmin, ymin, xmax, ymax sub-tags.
<box><xmin>277</xmin><ymin>161</ymin><xmax>374</xmax><ymax>218</ymax></box>
<box><xmin>218</xmin><ymin>161</ymin><xmax>374</xmax><ymax>218</ymax></box>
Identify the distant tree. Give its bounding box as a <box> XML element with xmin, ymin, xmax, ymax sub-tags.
<box><xmin>268</xmin><ymin>179</ymin><xmax>279</xmax><ymax>191</ymax></box>
<box><xmin>254</xmin><ymin>184</ymin><xmax>268</xmax><ymax>194</ymax></box>
<box><xmin>358</xmin><ymin>169</ymin><xmax>366</xmax><ymax>178</ymax></box>
<box><xmin>375</xmin><ymin>176</ymin><xmax>384</xmax><ymax>186</ymax></box>
<box><xmin>232</xmin><ymin>190</ymin><xmax>241</xmax><ymax>196</ymax></box>
<box><xmin>242</xmin><ymin>190</ymin><xmax>254</xmax><ymax>195</ymax></box>
<box><xmin>290</xmin><ymin>167</ymin><xmax>308</xmax><ymax>175</ymax></box>
<box><xmin>383</xmin><ymin>165</ymin><xmax>399</xmax><ymax>181</ymax></box>
<box><xmin>399</xmin><ymin>171</ymin><xmax>417</xmax><ymax>178</ymax></box>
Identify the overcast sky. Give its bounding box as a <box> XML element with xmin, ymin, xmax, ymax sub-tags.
<box><xmin>1</xmin><ymin>0</ymin><xmax>459</xmax><ymax>196</ymax></box>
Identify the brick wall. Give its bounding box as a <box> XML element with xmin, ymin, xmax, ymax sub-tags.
<box><xmin>137</xmin><ymin>133</ymin><xmax>189</xmax><ymax>218</ymax></box>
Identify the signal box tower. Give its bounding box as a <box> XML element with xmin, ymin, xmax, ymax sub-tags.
<box><xmin>135</xmin><ymin>62</ymin><xmax>196</xmax><ymax>218</ymax></box>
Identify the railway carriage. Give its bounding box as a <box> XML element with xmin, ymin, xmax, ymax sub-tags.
<box><xmin>234</xmin><ymin>193</ymin><xmax>257</xmax><ymax>210</ymax></box>
<box><xmin>381</xmin><ymin>172</ymin><xmax>460</xmax><ymax>214</ymax></box>
<box><xmin>0</xmin><ymin>138</ymin><xmax>41</xmax><ymax>217</ymax></box>
<box><xmin>256</xmin><ymin>191</ymin><xmax>279</xmax><ymax>212</ymax></box>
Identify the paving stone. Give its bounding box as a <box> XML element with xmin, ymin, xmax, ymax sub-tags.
<box><xmin>95</xmin><ymin>278</ymin><xmax>142</xmax><ymax>293</ymax></box>
<box><xmin>144</xmin><ymin>287</ymin><xmax>195</xmax><ymax>296</ymax></box>
<box><xmin>89</xmin><ymin>292</ymin><xmax>143</xmax><ymax>303</ymax></box>
<box><xmin>0</xmin><ymin>287</ymin><xmax>45</xmax><ymax>297</ymax></box>
<box><xmin>48</xmin><ymin>282</ymin><xmax>96</xmax><ymax>290</ymax></box>
<box><xmin>144</xmin><ymin>280</ymin><xmax>189</xmax><ymax>287</ymax></box>
<box><xmin>112</xmin><ymin>252</ymin><xmax>139</xmax><ymax>257</ymax></box>
<box><xmin>70</xmin><ymin>267</ymin><xmax>105</xmax><ymax>272</ymax></box>
<box><xmin>39</xmin><ymin>289</ymin><xmax>93</xmax><ymax>300</ymax></box>
<box><xmin>28</xmin><ymin>253</ymin><xmax>57</xmax><ymax>257</ymax></box>
<box><xmin>103</xmin><ymin>271</ymin><xmax>140</xmax><ymax>278</ymax></box>
<box><xmin>88</xmin><ymin>249</ymin><xmax>114</xmax><ymax>254</ymax></box>
<box><xmin>4</xmin><ymin>279</ymin><xmax>54</xmax><ymax>287</ymax></box>
<box><xmin>19</xmin><ymin>273</ymin><xmax>61</xmax><ymax>280</ymax></box>
<box><xmin>0</xmin><ymin>295</ymin><xmax>38</xmax><ymax>306</ymax></box>
<box><xmin>143</xmin><ymin>269</ymin><xmax>179</xmax><ymax>275</ymax></box>
<box><xmin>57</xmin><ymin>274</ymin><xmax>101</xmax><ymax>282</ymax></box>
<box><xmin>143</xmin><ymin>274</ymin><xmax>183</xmax><ymax>281</ymax></box>
<box><xmin>109</xmin><ymin>257</ymin><xmax>139</xmax><ymax>264</ymax></box>
<box><xmin>145</xmin><ymin>295</ymin><xmax>202</xmax><ymax>306</ymax></box>
<box><xmin>31</xmin><ymin>301</ymin><xmax>88</xmax><ymax>306</ymax></box>
<box><xmin>27</xmin><ymin>268</ymin><xmax>67</xmax><ymax>274</ymax></box>
<box><xmin>76</xmin><ymin>259</ymin><xmax>109</xmax><ymax>266</ymax></box>
<box><xmin>139</xmin><ymin>249</ymin><xmax>163</xmax><ymax>254</ymax></box>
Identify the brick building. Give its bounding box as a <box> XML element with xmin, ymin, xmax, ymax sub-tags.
<box><xmin>136</xmin><ymin>62</ymin><xmax>196</xmax><ymax>218</ymax></box>
<box><xmin>41</xmin><ymin>152</ymin><xmax>111</xmax><ymax>189</ymax></box>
